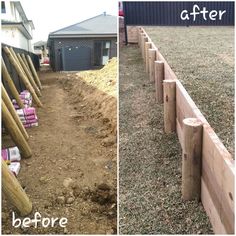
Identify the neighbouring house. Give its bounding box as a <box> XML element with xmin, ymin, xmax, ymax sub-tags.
<box><xmin>33</xmin><ymin>41</ymin><xmax>49</xmax><ymax>64</ymax></box>
<box><xmin>1</xmin><ymin>1</ymin><xmax>35</xmax><ymax>52</ymax></box>
<box><xmin>47</xmin><ymin>13</ymin><xmax>117</xmax><ymax>71</ymax></box>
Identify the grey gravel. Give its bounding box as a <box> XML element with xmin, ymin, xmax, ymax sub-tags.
<box><xmin>119</xmin><ymin>45</ymin><xmax>213</xmax><ymax>234</ymax></box>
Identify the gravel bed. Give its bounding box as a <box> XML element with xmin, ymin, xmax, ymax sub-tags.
<box><xmin>119</xmin><ymin>45</ymin><xmax>213</xmax><ymax>234</ymax></box>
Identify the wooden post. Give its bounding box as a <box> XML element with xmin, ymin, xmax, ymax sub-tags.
<box><xmin>2</xmin><ymin>161</ymin><xmax>32</xmax><ymax>216</ymax></box>
<box><xmin>148</xmin><ymin>49</ymin><xmax>156</xmax><ymax>82</ymax></box>
<box><xmin>1</xmin><ymin>58</ymin><xmax>24</xmax><ymax>109</ymax></box>
<box><xmin>16</xmin><ymin>53</ymin><xmax>42</xmax><ymax>97</ymax></box>
<box><xmin>9</xmin><ymin>48</ymin><xmax>21</xmax><ymax>66</ymax></box>
<box><xmin>21</xmin><ymin>53</ymin><xmax>31</xmax><ymax>72</ymax></box>
<box><xmin>145</xmin><ymin>42</ymin><xmax>152</xmax><ymax>73</ymax></box>
<box><xmin>140</xmin><ymin>33</ymin><xmax>145</xmax><ymax>56</ymax></box>
<box><xmin>26</xmin><ymin>55</ymin><xmax>42</xmax><ymax>90</ymax></box>
<box><xmin>182</xmin><ymin>118</ymin><xmax>203</xmax><ymax>201</ymax></box>
<box><xmin>138</xmin><ymin>30</ymin><xmax>141</xmax><ymax>47</ymax></box>
<box><xmin>163</xmin><ymin>80</ymin><xmax>176</xmax><ymax>133</ymax></box>
<box><xmin>142</xmin><ymin>37</ymin><xmax>148</xmax><ymax>62</ymax></box>
<box><xmin>9</xmin><ymin>48</ymin><xmax>26</xmax><ymax>76</ymax></box>
<box><xmin>2</xmin><ymin>100</ymin><xmax>32</xmax><ymax>158</ymax></box>
<box><xmin>2</xmin><ymin>84</ymin><xmax>29</xmax><ymax>140</ymax></box>
<box><xmin>3</xmin><ymin>47</ymin><xmax>43</xmax><ymax>107</ymax></box>
<box><xmin>138</xmin><ymin>28</ymin><xmax>143</xmax><ymax>48</ymax></box>
<box><xmin>154</xmin><ymin>61</ymin><xmax>164</xmax><ymax>103</ymax></box>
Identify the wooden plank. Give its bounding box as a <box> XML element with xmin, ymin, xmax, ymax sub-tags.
<box><xmin>127</xmin><ymin>26</ymin><xmax>138</xmax><ymax>43</ymax></box>
<box><xmin>176</xmin><ymin>81</ymin><xmax>197</xmax><ymax>130</ymax></box>
<box><xmin>202</xmin><ymin>127</ymin><xmax>234</xmax><ymax>234</ymax></box>
<box><xmin>176</xmin><ymin>118</ymin><xmax>183</xmax><ymax>149</ymax></box>
<box><xmin>201</xmin><ymin>178</ymin><xmax>227</xmax><ymax>234</ymax></box>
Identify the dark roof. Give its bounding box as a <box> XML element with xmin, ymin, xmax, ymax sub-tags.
<box><xmin>49</xmin><ymin>13</ymin><xmax>117</xmax><ymax>38</ymax></box>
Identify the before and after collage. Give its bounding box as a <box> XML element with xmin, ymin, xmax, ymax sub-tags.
<box><xmin>1</xmin><ymin>0</ymin><xmax>235</xmax><ymax>235</ymax></box>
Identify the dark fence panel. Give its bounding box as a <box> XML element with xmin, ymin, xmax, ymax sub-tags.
<box><xmin>123</xmin><ymin>1</ymin><xmax>234</xmax><ymax>26</ymax></box>
<box><xmin>1</xmin><ymin>43</ymin><xmax>40</xmax><ymax>98</ymax></box>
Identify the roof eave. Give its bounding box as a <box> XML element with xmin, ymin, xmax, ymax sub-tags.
<box><xmin>14</xmin><ymin>1</ymin><xmax>28</xmax><ymax>22</ymax></box>
<box><xmin>2</xmin><ymin>22</ymin><xmax>32</xmax><ymax>39</ymax></box>
<box><xmin>49</xmin><ymin>34</ymin><xmax>117</xmax><ymax>39</ymax></box>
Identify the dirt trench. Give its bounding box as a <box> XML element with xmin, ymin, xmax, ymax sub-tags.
<box><xmin>2</xmin><ymin>68</ymin><xmax>117</xmax><ymax>234</ymax></box>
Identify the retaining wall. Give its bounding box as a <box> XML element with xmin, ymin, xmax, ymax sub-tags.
<box><xmin>136</xmin><ymin>27</ymin><xmax>234</xmax><ymax>234</ymax></box>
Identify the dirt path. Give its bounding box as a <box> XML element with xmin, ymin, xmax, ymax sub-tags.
<box><xmin>2</xmin><ymin>70</ymin><xmax>117</xmax><ymax>234</ymax></box>
<box><xmin>119</xmin><ymin>45</ymin><xmax>213</xmax><ymax>234</ymax></box>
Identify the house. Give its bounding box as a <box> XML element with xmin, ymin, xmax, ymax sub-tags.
<box><xmin>48</xmin><ymin>13</ymin><xmax>117</xmax><ymax>71</ymax></box>
<box><xmin>1</xmin><ymin>1</ymin><xmax>35</xmax><ymax>52</ymax></box>
<box><xmin>33</xmin><ymin>41</ymin><xmax>49</xmax><ymax>64</ymax></box>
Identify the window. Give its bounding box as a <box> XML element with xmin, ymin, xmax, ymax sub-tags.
<box><xmin>1</xmin><ymin>1</ymin><xmax>6</xmax><ymax>13</ymax></box>
<box><xmin>34</xmin><ymin>46</ymin><xmax>41</xmax><ymax>50</ymax></box>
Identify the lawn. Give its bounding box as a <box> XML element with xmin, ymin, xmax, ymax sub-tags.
<box><xmin>144</xmin><ymin>26</ymin><xmax>234</xmax><ymax>155</ymax></box>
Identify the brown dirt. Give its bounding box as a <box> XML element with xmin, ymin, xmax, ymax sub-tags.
<box><xmin>2</xmin><ymin>60</ymin><xmax>117</xmax><ymax>234</ymax></box>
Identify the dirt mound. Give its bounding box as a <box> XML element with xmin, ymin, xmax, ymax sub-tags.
<box><xmin>61</xmin><ymin>58</ymin><xmax>117</xmax><ymax>134</ymax></box>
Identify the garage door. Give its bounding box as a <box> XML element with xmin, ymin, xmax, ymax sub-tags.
<box><xmin>61</xmin><ymin>46</ymin><xmax>91</xmax><ymax>71</ymax></box>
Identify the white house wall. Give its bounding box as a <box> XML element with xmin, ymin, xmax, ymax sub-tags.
<box><xmin>2</xmin><ymin>2</ymin><xmax>21</xmax><ymax>22</ymax></box>
<box><xmin>1</xmin><ymin>26</ymin><xmax>33</xmax><ymax>52</ymax></box>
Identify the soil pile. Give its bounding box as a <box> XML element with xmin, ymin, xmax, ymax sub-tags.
<box><xmin>62</xmin><ymin>58</ymin><xmax>117</xmax><ymax>134</ymax></box>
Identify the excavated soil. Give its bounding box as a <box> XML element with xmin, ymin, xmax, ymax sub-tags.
<box><xmin>2</xmin><ymin>59</ymin><xmax>117</xmax><ymax>234</ymax></box>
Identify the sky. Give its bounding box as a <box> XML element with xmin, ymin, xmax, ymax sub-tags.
<box><xmin>20</xmin><ymin>0</ymin><xmax>118</xmax><ymax>43</ymax></box>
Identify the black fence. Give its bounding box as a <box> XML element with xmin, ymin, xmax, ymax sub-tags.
<box><xmin>123</xmin><ymin>1</ymin><xmax>234</xmax><ymax>26</ymax></box>
<box><xmin>2</xmin><ymin>44</ymin><xmax>40</xmax><ymax>98</ymax></box>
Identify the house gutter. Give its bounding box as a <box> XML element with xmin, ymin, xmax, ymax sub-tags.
<box><xmin>49</xmin><ymin>34</ymin><xmax>117</xmax><ymax>39</ymax></box>
<box><xmin>2</xmin><ymin>21</ymin><xmax>32</xmax><ymax>39</ymax></box>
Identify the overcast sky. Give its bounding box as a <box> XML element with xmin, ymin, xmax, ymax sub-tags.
<box><xmin>20</xmin><ymin>0</ymin><xmax>118</xmax><ymax>43</ymax></box>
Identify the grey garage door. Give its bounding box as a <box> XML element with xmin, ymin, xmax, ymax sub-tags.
<box><xmin>61</xmin><ymin>46</ymin><xmax>91</xmax><ymax>71</ymax></box>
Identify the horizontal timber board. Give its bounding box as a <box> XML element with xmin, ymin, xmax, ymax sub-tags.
<box><xmin>127</xmin><ymin>26</ymin><xmax>138</xmax><ymax>43</ymax></box>
<box><xmin>139</xmin><ymin>27</ymin><xmax>235</xmax><ymax>234</ymax></box>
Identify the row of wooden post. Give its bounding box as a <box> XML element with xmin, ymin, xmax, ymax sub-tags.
<box><xmin>1</xmin><ymin>47</ymin><xmax>43</xmax><ymax>216</ymax></box>
<box><xmin>138</xmin><ymin>28</ymin><xmax>203</xmax><ymax>201</ymax></box>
